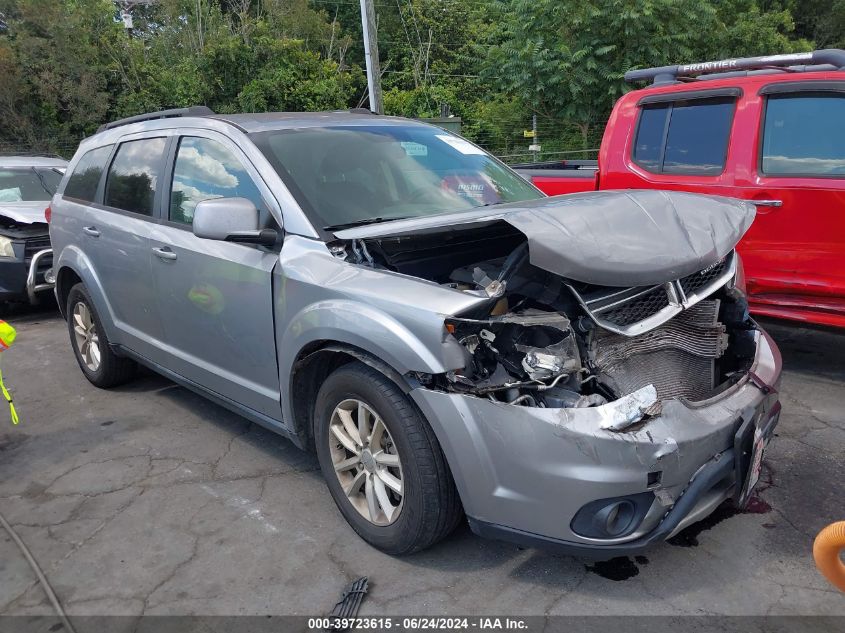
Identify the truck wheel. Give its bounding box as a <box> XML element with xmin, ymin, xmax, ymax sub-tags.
<box><xmin>66</xmin><ymin>283</ymin><xmax>136</xmax><ymax>388</ymax></box>
<box><xmin>314</xmin><ymin>361</ymin><xmax>462</xmax><ymax>555</ymax></box>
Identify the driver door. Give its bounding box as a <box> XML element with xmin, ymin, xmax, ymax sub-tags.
<box><xmin>150</xmin><ymin>133</ymin><xmax>283</xmax><ymax>419</ymax></box>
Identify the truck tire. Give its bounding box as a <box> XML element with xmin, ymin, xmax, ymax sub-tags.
<box><xmin>66</xmin><ymin>283</ymin><xmax>136</xmax><ymax>388</ymax></box>
<box><xmin>314</xmin><ymin>361</ymin><xmax>462</xmax><ymax>554</ymax></box>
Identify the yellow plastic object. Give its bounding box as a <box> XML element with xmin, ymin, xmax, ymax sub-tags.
<box><xmin>814</xmin><ymin>521</ymin><xmax>845</xmax><ymax>592</ymax></box>
<box><xmin>0</xmin><ymin>320</ymin><xmax>19</xmax><ymax>425</ymax></box>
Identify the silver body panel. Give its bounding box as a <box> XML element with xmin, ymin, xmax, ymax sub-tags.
<box><xmin>50</xmin><ymin>111</ymin><xmax>782</xmax><ymax>553</ymax></box>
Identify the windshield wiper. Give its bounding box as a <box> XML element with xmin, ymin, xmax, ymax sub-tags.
<box><xmin>323</xmin><ymin>216</ymin><xmax>413</xmax><ymax>231</ymax></box>
<box><xmin>31</xmin><ymin>168</ymin><xmax>54</xmax><ymax>196</ymax></box>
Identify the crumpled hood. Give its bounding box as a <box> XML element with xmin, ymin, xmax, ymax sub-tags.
<box><xmin>335</xmin><ymin>189</ymin><xmax>756</xmax><ymax>287</ymax></box>
<box><xmin>0</xmin><ymin>201</ymin><xmax>50</xmax><ymax>225</ymax></box>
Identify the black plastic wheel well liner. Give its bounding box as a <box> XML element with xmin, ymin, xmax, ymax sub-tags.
<box><xmin>289</xmin><ymin>342</ymin><xmax>416</xmax><ymax>450</ymax></box>
<box><xmin>55</xmin><ymin>266</ymin><xmax>83</xmax><ymax>320</ymax></box>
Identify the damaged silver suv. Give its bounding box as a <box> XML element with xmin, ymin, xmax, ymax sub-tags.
<box><xmin>50</xmin><ymin>108</ymin><xmax>782</xmax><ymax>556</ymax></box>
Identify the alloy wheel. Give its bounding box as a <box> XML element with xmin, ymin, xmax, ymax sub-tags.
<box><xmin>72</xmin><ymin>301</ymin><xmax>101</xmax><ymax>372</ymax></box>
<box><xmin>328</xmin><ymin>398</ymin><xmax>404</xmax><ymax>526</ymax></box>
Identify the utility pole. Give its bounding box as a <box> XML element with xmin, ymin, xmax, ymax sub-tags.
<box><xmin>531</xmin><ymin>114</ymin><xmax>539</xmax><ymax>162</ymax></box>
<box><xmin>359</xmin><ymin>0</ymin><xmax>384</xmax><ymax>114</ymax></box>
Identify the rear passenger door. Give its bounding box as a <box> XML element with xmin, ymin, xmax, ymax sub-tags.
<box><xmin>738</xmin><ymin>86</ymin><xmax>845</xmax><ymax>322</ymax></box>
<box><xmin>83</xmin><ymin>136</ymin><xmax>170</xmax><ymax>363</ymax></box>
<box><xmin>149</xmin><ymin>132</ymin><xmax>283</xmax><ymax>420</ymax></box>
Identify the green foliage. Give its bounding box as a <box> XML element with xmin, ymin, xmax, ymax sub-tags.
<box><xmin>483</xmin><ymin>0</ymin><xmax>812</xmax><ymax>146</ymax></box>
<box><xmin>0</xmin><ymin>0</ymin><xmax>834</xmax><ymax>159</ymax></box>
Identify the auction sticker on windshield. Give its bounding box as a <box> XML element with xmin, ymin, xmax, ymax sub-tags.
<box><xmin>435</xmin><ymin>134</ymin><xmax>486</xmax><ymax>155</ymax></box>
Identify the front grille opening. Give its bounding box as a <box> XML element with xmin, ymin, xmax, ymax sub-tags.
<box><xmin>680</xmin><ymin>259</ymin><xmax>728</xmax><ymax>297</ymax></box>
<box><xmin>572</xmin><ymin>252</ymin><xmax>734</xmax><ymax>334</ymax></box>
<box><xmin>601</xmin><ymin>285</ymin><xmax>669</xmax><ymax>326</ymax></box>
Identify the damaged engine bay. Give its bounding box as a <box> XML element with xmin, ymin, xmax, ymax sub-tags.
<box><xmin>334</xmin><ymin>217</ymin><xmax>759</xmax><ymax>420</ymax></box>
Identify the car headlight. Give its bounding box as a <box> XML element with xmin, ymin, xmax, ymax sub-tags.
<box><xmin>0</xmin><ymin>236</ymin><xmax>15</xmax><ymax>258</ymax></box>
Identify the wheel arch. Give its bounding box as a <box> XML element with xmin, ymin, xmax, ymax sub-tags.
<box><xmin>53</xmin><ymin>247</ymin><xmax>118</xmax><ymax>342</ymax></box>
<box><xmin>287</xmin><ymin>341</ymin><xmax>417</xmax><ymax>450</ymax></box>
<box><xmin>55</xmin><ymin>266</ymin><xmax>83</xmax><ymax>319</ymax></box>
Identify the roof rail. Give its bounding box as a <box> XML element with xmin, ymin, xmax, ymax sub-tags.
<box><xmin>97</xmin><ymin>106</ymin><xmax>216</xmax><ymax>133</ymax></box>
<box><xmin>0</xmin><ymin>151</ymin><xmax>64</xmax><ymax>159</ymax></box>
<box><xmin>625</xmin><ymin>49</ymin><xmax>845</xmax><ymax>86</ymax></box>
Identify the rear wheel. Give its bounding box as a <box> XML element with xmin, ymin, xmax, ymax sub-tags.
<box><xmin>314</xmin><ymin>362</ymin><xmax>462</xmax><ymax>554</ymax></box>
<box><xmin>66</xmin><ymin>283</ymin><xmax>136</xmax><ymax>388</ymax></box>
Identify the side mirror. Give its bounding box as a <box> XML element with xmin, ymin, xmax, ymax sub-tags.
<box><xmin>192</xmin><ymin>197</ymin><xmax>278</xmax><ymax>246</ymax></box>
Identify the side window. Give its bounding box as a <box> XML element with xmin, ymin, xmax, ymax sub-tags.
<box><xmin>633</xmin><ymin>98</ymin><xmax>735</xmax><ymax>175</ymax></box>
<box><xmin>762</xmin><ymin>94</ymin><xmax>845</xmax><ymax>176</ymax></box>
<box><xmin>104</xmin><ymin>137</ymin><xmax>167</xmax><ymax>216</ymax></box>
<box><xmin>632</xmin><ymin>107</ymin><xmax>668</xmax><ymax>172</ymax></box>
<box><xmin>64</xmin><ymin>145</ymin><xmax>113</xmax><ymax>202</ymax></box>
<box><xmin>169</xmin><ymin>137</ymin><xmax>266</xmax><ymax>225</ymax></box>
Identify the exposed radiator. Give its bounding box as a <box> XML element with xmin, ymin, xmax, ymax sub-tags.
<box><xmin>591</xmin><ymin>300</ymin><xmax>728</xmax><ymax>404</ymax></box>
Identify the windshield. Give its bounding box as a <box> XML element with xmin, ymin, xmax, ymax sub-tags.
<box><xmin>0</xmin><ymin>168</ymin><xmax>63</xmax><ymax>203</ymax></box>
<box><xmin>252</xmin><ymin>125</ymin><xmax>542</xmax><ymax>230</ymax></box>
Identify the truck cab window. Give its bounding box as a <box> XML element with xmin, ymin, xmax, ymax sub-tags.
<box><xmin>633</xmin><ymin>98</ymin><xmax>734</xmax><ymax>175</ymax></box>
<box><xmin>762</xmin><ymin>94</ymin><xmax>845</xmax><ymax>176</ymax></box>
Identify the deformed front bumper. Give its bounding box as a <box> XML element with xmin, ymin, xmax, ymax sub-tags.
<box><xmin>409</xmin><ymin>328</ymin><xmax>782</xmax><ymax>557</ymax></box>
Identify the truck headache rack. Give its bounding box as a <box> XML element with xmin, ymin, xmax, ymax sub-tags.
<box><xmin>625</xmin><ymin>49</ymin><xmax>845</xmax><ymax>86</ymax></box>
<box><xmin>97</xmin><ymin>106</ymin><xmax>216</xmax><ymax>132</ymax></box>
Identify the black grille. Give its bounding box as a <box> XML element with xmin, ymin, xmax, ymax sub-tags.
<box><xmin>601</xmin><ymin>285</ymin><xmax>669</xmax><ymax>326</ymax></box>
<box><xmin>24</xmin><ymin>236</ymin><xmax>51</xmax><ymax>262</ymax></box>
<box><xmin>680</xmin><ymin>258</ymin><xmax>727</xmax><ymax>297</ymax></box>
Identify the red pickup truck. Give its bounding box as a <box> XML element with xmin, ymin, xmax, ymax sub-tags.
<box><xmin>515</xmin><ymin>50</ymin><xmax>845</xmax><ymax>329</ymax></box>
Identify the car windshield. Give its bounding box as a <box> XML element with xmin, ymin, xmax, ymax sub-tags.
<box><xmin>0</xmin><ymin>168</ymin><xmax>63</xmax><ymax>203</ymax></box>
<box><xmin>252</xmin><ymin>125</ymin><xmax>542</xmax><ymax>230</ymax></box>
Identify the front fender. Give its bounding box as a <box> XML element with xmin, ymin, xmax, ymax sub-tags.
<box><xmin>279</xmin><ymin>298</ymin><xmax>456</xmax><ymax>380</ymax></box>
<box><xmin>55</xmin><ymin>245</ymin><xmax>119</xmax><ymax>343</ymax></box>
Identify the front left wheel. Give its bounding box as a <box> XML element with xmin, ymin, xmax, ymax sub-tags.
<box><xmin>66</xmin><ymin>283</ymin><xmax>136</xmax><ymax>388</ymax></box>
<box><xmin>314</xmin><ymin>361</ymin><xmax>462</xmax><ymax>555</ymax></box>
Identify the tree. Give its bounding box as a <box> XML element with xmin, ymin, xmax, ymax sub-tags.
<box><xmin>483</xmin><ymin>0</ymin><xmax>810</xmax><ymax>148</ymax></box>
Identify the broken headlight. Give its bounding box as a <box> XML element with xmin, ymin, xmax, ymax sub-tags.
<box><xmin>445</xmin><ymin>309</ymin><xmax>582</xmax><ymax>394</ymax></box>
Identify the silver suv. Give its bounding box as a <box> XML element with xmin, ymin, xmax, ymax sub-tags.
<box><xmin>50</xmin><ymin>108</ymin><xmax>782</xmax><ymax>556</ymax></box>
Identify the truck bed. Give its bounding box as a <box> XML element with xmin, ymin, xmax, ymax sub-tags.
<box><xmin>513</xmin><ymin>160</ymin><xmax>598</xmax><ymax>195</ymax></box>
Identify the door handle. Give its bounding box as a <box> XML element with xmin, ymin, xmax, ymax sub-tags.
<box><xmin>752</xmin><ymin>200</ymin><xmax>782</xmax><ymax>208</ymax></box>
<box><xmin>82</xmin><ymin>226</ymin><xmax>100</xmax><ymax>237</ymax></box>
<box><xmin>152</xmin><ymin>246</ymin><xmax>177</xmax><ymax>261</ymax></box>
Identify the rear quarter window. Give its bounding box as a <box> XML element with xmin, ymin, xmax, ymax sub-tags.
<box><xmin>64</xmin><ymin>145</ymin><xmax>113</xmax><ymax>202</ymax></box>
<box><xmin>761</xmin><ymin>93</ymin><xmax>845</xmax><ymax>176</ymax></box>
<box><xmin>633</xmin><ymin>97</ymin><xmax>735</xmax><ymax>175</ymax></box>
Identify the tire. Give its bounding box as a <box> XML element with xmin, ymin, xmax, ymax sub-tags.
<box><xmin>66</xmin><ymin>283</ymin><xmax>136</xmax><ymax>388</ymax></box>
<box><xmin>314</xmin><ymin>361</ymin><xmax>462</xmax><ymax>554</ymax></box>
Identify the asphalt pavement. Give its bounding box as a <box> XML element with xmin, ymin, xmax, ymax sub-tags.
<box><xmin>0</xmin><ymin>302</ymin><xmax>842</xmax><ymax>618</ymax></box>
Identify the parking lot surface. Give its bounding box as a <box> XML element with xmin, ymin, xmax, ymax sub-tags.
<box><xmin>0</xmin><ymin>304</ymin><xmax>843</xmax><ymax>617</ymax></box>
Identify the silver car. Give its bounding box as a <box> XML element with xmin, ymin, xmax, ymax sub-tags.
<box><xmin>50</xmin><ymin>108</ymin><xmax>782</xmax><ymax>556</ymax></box>
<box><xmin>0</xmin><ymin>155</ymin><xmax>67</xmax><ymax>304</ymax></box>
